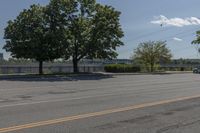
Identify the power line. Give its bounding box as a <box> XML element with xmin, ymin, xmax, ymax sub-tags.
<box><xmin>125</xmin><ymin>27</ymin><xmax>173</xmax><ymax>43</ymax></box>
<box><xmin>119</xmin><ymin>28</ymin><xmax>172</xmax><ymax>54</ymax></box>
<box><xmin>119</xmin><ymin>26</ymin><xmax>200</xmax><ymax>55</ymax></box>
<box><xmin>160</xmin><ymin>27</ymin><xmax>197</xmax><ymax>41</ymax></box>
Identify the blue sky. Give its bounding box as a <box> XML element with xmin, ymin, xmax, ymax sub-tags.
<box><xmin>1</xmin><ymin>0</ymin><xmax>200</xmax><ymax>59</ymax></box>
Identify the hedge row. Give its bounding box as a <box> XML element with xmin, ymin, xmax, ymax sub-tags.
<box><xmin>158</xmin><ymin>67</ymin><xmax>193</xmax><ymax>71</ymax></box>
<box><xmin>104</xmin><ymin>64</ymin><xmax>192</xmax><ymax>73</ymax></box>
<box><xmin>104</xmin><ymin>64</ymin><xmax>141</xmax><ymax>73</ymax></box>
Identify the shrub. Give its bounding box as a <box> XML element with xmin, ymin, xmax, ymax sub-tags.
<box><xmin>158</xmin><ymin>67</ymin><xmax>192</xmax><ymax>71</ymax></box>
<box><xmin>104</xmin><ymin>64</ymin><xmax>141</xmax><ymax>73</ymax></box>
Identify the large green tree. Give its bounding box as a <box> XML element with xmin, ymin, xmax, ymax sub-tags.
<box><xmin>3</xmin><ymin>4</ymin><xmax>67</xmax><ymax>74</ymax></box>
<box><xmin>133</xmin><ymin>41</ymin><xmax>172</xmax><ymax>72</ymax></box>
<box><xmin>48</xmin><ymin>0</ymin><xmax>124</xmax><ymax>72</ymax></box>
<box><xmin>4</xmin><ymin>0</ymin><xmax>124</xmax><ymax>74</ymax></box>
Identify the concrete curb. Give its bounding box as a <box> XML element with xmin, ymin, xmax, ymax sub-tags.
<box><xmin>0</xmin><ymin>73</ymin><xmax>111</xmax><ymax>80</ymax></box>
<box><xmin>0</xmin><ymin>71</ymin><xmax>193</xmax><ymax>80</ymax></box>
<box><xmin>102</xmin><ymin>71</ymin><xmax>192</xmax><ymax>76</ymax></box>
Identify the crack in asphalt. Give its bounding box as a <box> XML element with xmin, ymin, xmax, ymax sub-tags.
<box><xmin>156</xmin><ymin>119</ymin><xmax>200</xmax><ymax>133</ymax></box>
<box><xmin>119</xmin><ymin>115</ymin><xmax>154</xmax><ymax>124</ymax></box>
<box><xmin>94</xmin><ymin>101</ymin><xmax>200</xmax><ymax>132</ymax></box>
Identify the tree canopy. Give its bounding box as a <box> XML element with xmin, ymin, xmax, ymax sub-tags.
<box><xmin>133</xmin><ymin>41</ymin><xmax>172</xmax><ymax>72</ymax></box>
<box><xmin>3</xmin><ymin>0</ymin><xmax>124</xmax><ymax>74</ymax></box>
<box><xmin>192</xmin><ymin>31</ymin><xmax>200</xmax><ymax>44</ymax></box>
<box><xmin>48</xmin><ymin>0</ymin><xmax>124</xmax><ymax>72</ymax></box>
<box><xmin>4</xmin><ymin>4</ymin><xmax>67</xmax><ymax>74</ymax></box>
<box><xmin>192</xmin><ymin>30</ymin><xmax>200</xmax><ymax>54</ymax></box>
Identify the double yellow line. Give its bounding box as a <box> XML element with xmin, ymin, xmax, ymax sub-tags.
<box><xmin>1</xmin><ymin>94</ymin><xmax>200</xmax><ymax>133</ymax></box>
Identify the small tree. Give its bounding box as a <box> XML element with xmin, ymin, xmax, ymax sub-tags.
<box><xmin>3</xmin><ymin>4</ymin><xmax>66</xmax><ymax>74</ymax></box>
<box><xmin>133</xmin><ymin>41</ymin><xmax>172</xmax><ymax>72</ymax></box>
<box><xmin>192</xmin><ymin>31</ymin><xmax>200</xmax><ymax>53</ymax></box>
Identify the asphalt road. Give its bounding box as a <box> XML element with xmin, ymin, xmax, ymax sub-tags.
<box><xmin>0</xmin><ymin>73</ymin><xmax>200</xmax><ymax>133</ymax></box>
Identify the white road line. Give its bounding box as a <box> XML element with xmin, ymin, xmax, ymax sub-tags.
<box><xmin>0</xmin><ymin>93</ymin><xmax>119</xmax><ymax>109</ymax></box>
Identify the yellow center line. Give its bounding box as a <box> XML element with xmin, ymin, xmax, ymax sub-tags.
<box><xmin>1</xmin><ymin>94</ymin><xmax>200</xmax><ymax>133</ymax></box>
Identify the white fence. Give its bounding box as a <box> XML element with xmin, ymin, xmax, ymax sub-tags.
<box><xmin>0</xmin><ymin>65</ymin><xmax>104</xmax><ymax>74</ymax></box>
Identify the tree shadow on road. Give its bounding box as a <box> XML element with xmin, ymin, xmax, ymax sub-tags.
<box><xmin>0</xmin><ymin>73</ymin><xmax>114</xmax><ymax>82</ymax></box>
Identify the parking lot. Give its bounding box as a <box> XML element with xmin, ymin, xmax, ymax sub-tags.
<box><xmin>0</xmin><ymin>73</ymin><xmax>200</xmax><ymax>133</ymax></box>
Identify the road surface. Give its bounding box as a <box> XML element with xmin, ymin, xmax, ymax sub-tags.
<box><xmin>0</xmin><ymin>73</ymin><xmax>200</xmax><ymax>133</ymax></box>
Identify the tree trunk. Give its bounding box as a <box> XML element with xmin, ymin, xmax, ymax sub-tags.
<box><xmin>73</xmin><ymin>59</ymin><xmax>79</xmax><ymax>73</ymax></box>
<box><xmin>150</xmin><ymin>63</ymin><xmax>154</xmax><ymax>72</ymax></box>
<box><xmin>39</xmin><ymin>61</ymin><xmax>43</xmax><ymax>75</ymax></box>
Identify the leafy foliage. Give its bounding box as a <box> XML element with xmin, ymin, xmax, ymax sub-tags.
<box><xmin>133</xmin><ymin>41</ymin><xmax>172</xmax><ymax>72</ymax></box>
<box><xmin>4</xmin><ymin>5</ymin><xmax>65</xmax><ymax>61</ymax></box>
<box><xmin>104</xmin><ymin>64</ymin><xmax>141</xmax><ymax>73</ymax></box>
<box><xmin>3</xmin><ymin>4</ymin><xmax>68</xmax><ymax>74</ymax></box>
<box><xmin>3</xmin><ymin>0</ymin><xmax>124</xmax><ymax>73</ymax></box>
<box><xmin>192</xmin><ymin>30</ymin><xmax>200</xmax><ymax>53</ymax></box>
<box><xmin>54</xmin><ymin>0</ymin><xmax>124</xmax><ymax>72</ymax></box>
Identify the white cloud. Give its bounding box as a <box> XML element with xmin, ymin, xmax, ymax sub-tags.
<box><xmin>173</xmin><ymin>37</ymin><xmax>183</xmax><ymax>42</ymax></box>
<box><xmin>151</xmin><ymin>15</ymin><xmax>200</xmax><ymax>27</ymax></box>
